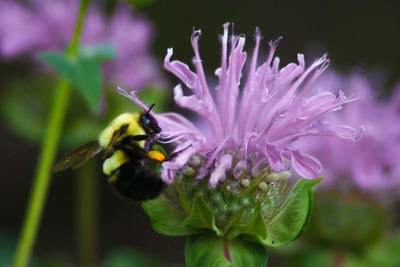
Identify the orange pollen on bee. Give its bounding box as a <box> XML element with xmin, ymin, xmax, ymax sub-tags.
<box><xmin>147</xmin><ymin>150</ymin><xmax>165</xmax><ymax>162</ymax></box>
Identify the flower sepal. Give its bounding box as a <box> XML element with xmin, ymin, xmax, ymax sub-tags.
<box><xmin>141</xmin><ymin>193</ymin><xmax>195</xmax><ymax>236</ymax></box>
<box><xmin>225</xmin><ymin>177</ymin><xmax>324</xmax><ymax>247</ymax></box>
<box><xmin>143</xmin><ymin>174</ymin><xmax>323</xmax><ymax>247</ymax></box>
<box><xmin>262</xmin><ymin>177</ymin><xmax>323</xmax><ymax>247</ymax></box>
<box><xmin>182</xmin><ymin>196</ymin><xmax>223</xmax><ymax>236</ymax></box>
<box><xmin>142</xmin><ymin>181</ymin><xmax>224</xmax><ymax>236</ymax></box>
<box><xmin>225</xmin><ymin>202</ymin><xmax>267</xmax><ymax>242</ymax></box>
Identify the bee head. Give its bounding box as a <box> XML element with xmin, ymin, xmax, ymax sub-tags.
<box><xmin>140</xmin><ymin>103</ymin><xmax>161</xmax><ymax>135</ymax></box>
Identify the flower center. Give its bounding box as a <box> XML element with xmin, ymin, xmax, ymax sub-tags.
<box><xmin>165</xmin><ymin>151</ymin><xmax>293</xmax><ymax>230</ymax></box>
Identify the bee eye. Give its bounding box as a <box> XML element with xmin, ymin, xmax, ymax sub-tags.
<box><xmin>140</xmin><ymin>112</ymin><xmax>161</xmax><ymax>135</ymax></box>
<box><xmin>140</xmin><ymin>115</ymin><xmax>149</xmax><ymax>125</ymax></box>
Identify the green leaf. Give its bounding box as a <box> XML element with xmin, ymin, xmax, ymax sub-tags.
<box><xmin>40</xmin><ymin>52</ymin><xmax>103</xmax><ymax>112</ymax></box>
<box><xmin>171</xmin><ymin>178</ymin><xmax>192</xmax><ymax>213</ymax></box>
<box><xmin>142</xmin><ymin>194</ymin><xmax>194</xmax><ymax>236</ymax></box>
<box><xmin>226</xmin><ymin>203</ymin><xmax>267</xmax><ymax>241</ymax></box>
<box><xmin>229</xmin><ymin>238</ymin><xmax>269</xmax><ymax>267</ymax></box>
<box><xmin>185</xmin><ymin>234</ymin><xmax>268</xmax><ymax>267</ymax></box>
<box><xmin>183</xmin><ymin>197</ymin><xmax>222</xmax><ymax>235</ymax></box>
<box><xmin>79</xmin><ymin>44</ymin><xmax>116</xmax><ymax>60</ymax></box>
<box><xmin>262</xmin><ymin>178</ymin><xmax>323</xmax><ymax>247</ymax></box>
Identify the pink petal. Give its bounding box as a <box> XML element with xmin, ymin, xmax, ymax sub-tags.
<box><xmin>164</xmin><ymin>48</ymin><xmax>197</xmax><ymax>89</ymax></box>
<box><xmin>264</xmin><ymin>142</ymin><xmax>284</xmax><ymax>171</ymax></box>
<box><xmin>173</xmin><ymin>84</ymin><xmax>209</xmax><ymax>115</ymax></box>
<box><xmin>317</xmin><ymin>121</ymin><xmax>365</xmax><ymax>141</ymax></box>
<box><xmin>161</xmin><ymin>142</ymin><xmax>199</xmax><ymax>184</ymax></box>
<box><xmin>209</xmin><ymin>154</ymin><xmax>233</xmax><ymax>188</ymax></box>
<box><xmin>290</xmin><ymin>150</ymin><xmax>322</xmax><ymax>179</ymax></box>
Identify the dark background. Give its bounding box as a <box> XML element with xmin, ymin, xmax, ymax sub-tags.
<box><xmin>1</xmin><ymin>0</ymin><xmax>400</xmax><ymax>265</ymax></box>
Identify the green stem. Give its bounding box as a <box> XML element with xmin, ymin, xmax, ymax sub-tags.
<box><xmin>13</xmin><ymin>1</ymin><xmax>91</xmax><ymax>266</ymax></box>
<box><xmin>67</xmin><ymin>0</ymin><xmax>91</xmax><ymax>57</ymax></box>
<box><xmin>76</xmin><ymin>160</ymin><xmax>98</xmax><ymax>267</ymax></box>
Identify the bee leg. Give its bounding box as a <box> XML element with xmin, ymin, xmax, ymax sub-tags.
<box><xmin>165</xmin><ymin>144</ymin><xmax>193</xmax><ymax>161</ymax></box>
<box><xmin>145</xmin><ymin>135</ymin><xmax>160</xmax><ymax>152</ymax></box>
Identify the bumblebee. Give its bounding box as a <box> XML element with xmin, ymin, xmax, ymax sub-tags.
<box><xmin>53</xmin><ymin>105</ymin><xmax>167</xmax><ymax>202</ymax></box>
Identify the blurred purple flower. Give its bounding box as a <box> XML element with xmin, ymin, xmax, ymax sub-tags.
<box><xmin>0</xmin><ymin>0</ymin><xmax>163</xmax><ymax>89</ymax></box>
<box><xmin>295</xmin><ymin>71</ymin><xmax>400</xmax><ymax>192</ymax></box>
<box><xmin>120</xmin><ymin>23</ymin><xmax>362</xmax><ymax>187</ymax></box>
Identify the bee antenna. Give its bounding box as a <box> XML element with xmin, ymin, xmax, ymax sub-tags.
<box><xmin>147</xmin><ymin>103</ymin><xmax>156</xmax><ymax>114</ymax></box>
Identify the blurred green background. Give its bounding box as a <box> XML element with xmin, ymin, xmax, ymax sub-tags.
<box><xmin>1</xmin><ymin>0</ymin><xmax>399</xmax><ymax>265</ymax></box>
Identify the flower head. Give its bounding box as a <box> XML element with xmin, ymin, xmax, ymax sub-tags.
<box><xmin>122</xmin><ymin>23</ymin><xmax>362</xmax><ymax>188</ymax></box>
<box><xmin>118</xmin><ymin>24</ymin><xmax>365</xmax><ymax>248</ymax></box>
<box><xmin>0</xmin><ymin>0</ymin><xmax>163</xmax><ymax>89</ymax></box>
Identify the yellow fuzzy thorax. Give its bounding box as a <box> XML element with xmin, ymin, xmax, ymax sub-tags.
<box><xmin>98</xmin><ymin>113</ymin><xmax>146</xmax><ymax>148</ymax></box>
<box><xmin>103</xmin><ymin>150</ymin><xmax>128</xmax><ymax>176</ymax></box>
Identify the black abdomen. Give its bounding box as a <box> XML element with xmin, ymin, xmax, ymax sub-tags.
<box><xmin>112</xmin><ymin>161</ymin><xmax>165</xmax><ymax>201</ymax></box>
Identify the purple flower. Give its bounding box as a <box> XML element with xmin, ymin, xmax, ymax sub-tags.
<box><xmin>120</xmin><ymin>23</ymin><xmax>362</xmax><ymax>187</ymax></box>
<box><xmin>104</xmin><ymin>5</ymin><xmax>163</xmax><ymax>89</ymax></box>
<box><xmin>0</xmin><ymin>0</ymin><xmax>101</xmax><ymax>56</ymax></box>
<box><xmin>0</xmin><ymin>0</ymin><xmax>163</xmax><ymax>89</ymax></box>
<box><xmin>295</xmin><ymin>71</ymin><xmax>400</xmax><ymax>192</ymax></box>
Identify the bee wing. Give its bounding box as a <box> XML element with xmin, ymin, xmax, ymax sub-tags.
<box><xmin>52</xmin><ymin>140</ymin><xmax>102</xmax><ymax>173</ymax></box>
<box><xmin>103</xmin><ymin>124</ymin><xmax>129</xmax><ymax>158</ymax></box>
